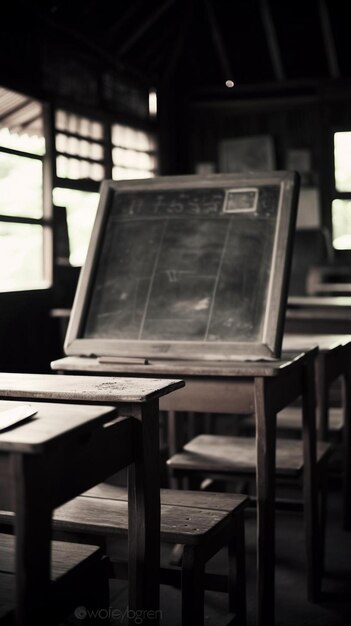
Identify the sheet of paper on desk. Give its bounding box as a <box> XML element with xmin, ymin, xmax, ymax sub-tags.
<box><xmin>0</xmin><ymin>404</ymin><xmax>38</xmax><ymax>431</ymax></box>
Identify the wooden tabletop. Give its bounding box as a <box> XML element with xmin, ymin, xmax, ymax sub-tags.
<box><xmin>0</xmin><ymin>373</ymin><xmax>185</xmax><ymax>404</ymax></box>
<box><xmin>0</xmin><ymin>400</ymin><xmax>118</xmax><ymax>453</ymax></box>
<box><xmin>51</xmin><ymin>349</ymin><xmax>317</xmax><ymax>378</ymax></box>
<box><xmin>288</xmin><ymin>296</ymin><xmax>351</xmax><ymax>307</ymax></box>
<box><xmin>287</xmin><ymin>296</ymin><xmax>351</xmax><ymax>323</ymax></box>
<box><xmin>283</xmin><ymin>333</ymin><xmax>351</xmax><ymax>353</ymax></box>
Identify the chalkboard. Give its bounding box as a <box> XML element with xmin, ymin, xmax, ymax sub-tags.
<box><xmin>65</xmin><ymin>173</ymin><xmax>299</xmax><ymax>360</ymax></box>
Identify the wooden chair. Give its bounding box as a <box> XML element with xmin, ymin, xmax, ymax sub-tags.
<box><xmin>242</xmin><ymin>338</ymin><xmax>351</xmax><ymax>531</ymax></box>
<box><xmin>57</xmin><ymin>484</ymin><xmax>249</xmax><ymax>626</ymax></box>
<box><xmin>1</xmin><ymin>484</ymin><xmax>249</xmax><ymax>626</ymax></box>
<box><xmin>167</xmin><ymin>428</ymin><xmax>333</xmax><ymax>601</ymax></box>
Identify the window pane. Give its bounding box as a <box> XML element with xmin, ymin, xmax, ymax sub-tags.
<box><xmin>149</xmin><ymin>89</ymin><xmax>157</xmax><ymax>118</ymax></box>
<box><xmin>55</xmin><ymin>110</ymin><xmax>103</xmax><ymax>140</ymax></box>
<box><xmin>0</xmin><ymin>152</ymin><xmax>43</xmax><ymax>218</ymax></box>
<box><xmin>53</xmin><ymin>188</ymin><xmax>99</xmax><ymax>266</ymax></box>
<box><xmin>55</xmin><ymin>110</ymin><xmax>105</xmax><ymax>182</ymax></box>
<box><xmin>0</xmin><ymin>128</ymin><xmax>45</xmax><ymax>156</ymax></box>
<box><xmin>112</xmin><ymin>124</ymin><xmax>156</xmax><ymax>151</ymax></box>
<box><xmin>111</xmin><ymin>123</ymin><xmax>158</xmax><ymax>181</ymax></box>
<box><xmin>332</xmin><ymin>199</ymin><xmax>351</xmax><ymax>249</ymax></box>
<box><xmin>112</xmin><ymin>166</ymin><xmax>154</xmax><ymax>180</ymax></box>
<box><xmin>0</xmin><ymin>223</ymin><xmax>43</xmax><ymax>291</ymax></box>
<box><xmin>334</xmin><ymin>132</ymin><xmax>351</xmax><ymax>192</ymax></box>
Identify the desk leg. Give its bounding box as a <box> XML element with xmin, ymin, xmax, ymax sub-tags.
<box><xmin>167</xmin><ymin>410</ymin><xmax>178</xmax><ymax>458</ymax></box>
<box><xmin>128</xmin><ymin>400</ymin><xmax>161</xmax><ymax>625</ymax></box>
<box><xmin>342</xmin><ymin>360</ymin><xmax>351</xmax><ymax>530</ymax></box>
<box><xmin>14</xmin><ymin>454</ymin><xmax>51</xmax><ymax>626</ymax></box>
<box><xmin>254</xmin><ymin>377</ymin><xmax>276</xmax><ymax>626</ymax></box>
<box><xmin>302</xmin><ymin>359</ymin><xmax>320</xmax><ymax>600</ymax></box>
<box><xmin>316</xmin><ymin>355</ymin><xmax>328</xmax><ymax>441</ymax></box>
<box><xmin>167</xmin><ymin>410</ymin><xmax>187</xmax><ymax>489</ymax></box>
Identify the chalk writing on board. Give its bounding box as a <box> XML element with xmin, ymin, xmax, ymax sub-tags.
<box><xmin>83</xmin><ymin>185</ymin><xmax>280</xmax><ymax>344</ymax></box>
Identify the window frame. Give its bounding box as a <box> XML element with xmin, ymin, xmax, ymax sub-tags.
<box><xmin>0</xmin><ymin>89</ymin><xmax>159</xmax><ymax>292</ymax></box>
<box><xmin>0</xmin><ymin>135</ymin><xmax>51</xmax><ymax>290</ymax></box>
<box><xmin>49</xmin><ymin>100</ymin><xmax>159</xmax><ymax>268</ymax></box>
<box><xmin>330</xmin><ymin>126</ymin><xmax>351</xmax><ymax>254</ymax></box>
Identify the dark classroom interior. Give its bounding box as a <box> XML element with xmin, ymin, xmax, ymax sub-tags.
<box><xmin>1</xmin><ymin>1</ymin><xmax>351</xmax><ymax>625</ymax></box>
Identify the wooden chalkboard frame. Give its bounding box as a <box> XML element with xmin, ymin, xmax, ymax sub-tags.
<box><xmin>64</xmin><ymin>172</ymin><xmax>299</xmax><ymax>361</ymax></box>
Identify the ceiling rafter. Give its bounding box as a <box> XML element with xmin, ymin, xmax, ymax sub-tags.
<box><xmin>104</xmin><ymin>0</ymin><xmax>146</xmax><ymax>47</ymax></box>
<box><xmin>5</xmin><ymin>0</ymin><xmax>347</xmax><ymax>94</ymax></box>
<box><xmin>0</xmin><ymin>99</ymin><xmax>32</xmax><ymax>123</ymax></box>
<box><xmin>259</xmin><ymin>0</ymin><xmax>285</xmax><ymax>81</ymax></box>
<box><xmin>318</xmin><ymin>0</ymin><xmax>340</xmax><ymax>78</ymax></box>
<box><xmin>138</xmin><ymin>20</ymin><xmax>177</xmax><ymax>72</ymax></box>
<box><xmin>203</xmin><ymin>0</ymin><xmax>233</xmax><ymax>83</ymax></box>
<box><xmin>19</xmin><ymin>113</ymin><xmax>43</xmax><ymax>129</ymax></box>
<box><xmin>118</xmin><ymin>0</ymin><xmax>177</xmax><ymax>56</ymax></box>
<box><xmin>165</xmin><ymin>0</ymin><xmax>198</xmax><ymax>78</ymax></box>
<box><xmin>35</xmin><ymin>7</ymin><xmax>150</xmax><ymax>85</ymax></box>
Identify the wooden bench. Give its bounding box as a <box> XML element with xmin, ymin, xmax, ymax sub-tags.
<box><xmin>1</xmin><ymin>484</ymin><xmax>249</xmax><ymax>626</ymax></box>
<box><xmin>0</xmin><ymin>534</ymin><xmax>109</xmax><ymax>625</ymax></box>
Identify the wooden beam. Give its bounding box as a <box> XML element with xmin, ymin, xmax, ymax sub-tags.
<box><xmin>318</xmin><ymin>0</ymin><xmax>340</xmax><ymax>78</ymax></box>
<box><xmin>142</xmin><ymin>23</ymin><xmax>176</xmax><ymax>71</ymax></box>
<box><xmin>105</xmin><ymin>0</ymin><xmax>145</xmax><ymax>46</ymax></box>
<box><xmin>35</xmin><ymin>9</ymin><xmax>149</xmax><ymax>85</ymax></box>
<box><xmin>16</xmin><ymin>113</ymin><xmax>43</xmax><ymax>131</ymax></box>
<box><xmin>259</xmin><ymin>0</ymin><xmax>285</xmax><ymax>81</ymax></box>
<box><xmin>203</xmin><ymin>0</ymin><xmax>233</xmax><ymax>82</ymax></box>
<box><xmin>165</xmin><ymin>0</ymin><xmax>197</xmax><ymax>77</ymax></box>
<box><xmin>0</xmin><ymin>99</ymin><xmax>32</xmax><ymax>123</ymax></box>
<box><xmin>118</xmin><ymin>0</ymin><xmax>176</xmax><ymax>56</ymax></box>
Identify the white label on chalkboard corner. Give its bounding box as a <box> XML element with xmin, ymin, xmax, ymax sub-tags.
<box><xmin>223</xmin><ymin>188</ymin><xmax>258</xmax><ymax>213</ymax></box>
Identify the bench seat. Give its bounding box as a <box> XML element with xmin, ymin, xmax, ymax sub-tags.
<box><xmin>0</xmin><ymin>533</ymin><xmax>108</xmax><ymax>624</ymax></box>
<box><xmin>0</xmin><ymin>486</ymin><xmax>248</xmax><ymax>626</ymax></box>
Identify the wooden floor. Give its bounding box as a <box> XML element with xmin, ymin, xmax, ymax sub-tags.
<box><xmin>99</xmin><ymin>475</ymin><xmax>351</xmax><ymax>626</ymax></box>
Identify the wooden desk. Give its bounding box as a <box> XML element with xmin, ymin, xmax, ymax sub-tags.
<box><xmin>0</xmin><ymin>374</ymin><xmax>184</xmax><ymax>625</ymax></box>
<box><xmin>286</xmin><ymin>296</ymin><xmax>351</xmax><ymax>334</ymax></box>
<box><xmin>306</xmin><ymin>265</ymin><xmax>351</xmax><ymax>296</ymax></box>
<box><xmin>283</xmin><ymin>334</ymin><xmax>351</xmax><ymax>530</ymax></box>
<box><xmin>51</xmin><ymin>349</ymin><xmax>318</xmax><ymax>626</ymax></box>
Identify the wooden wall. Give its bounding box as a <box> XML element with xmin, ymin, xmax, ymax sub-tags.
<box><xmin>169</xmin><ymin>83</ymin><xmax>351</xmax><ymax>259</ymax></box>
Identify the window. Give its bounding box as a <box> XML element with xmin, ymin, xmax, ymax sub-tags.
<box><xmin>53</xmin><ymin>110</ymin><xmax>107</xmax><ymax>266</ymax></box>
<box><xmin>0</xmin><ymin>88</ymin><xmax>46</xmax><ymax>291</ymax></box>
<box><xmin>111</xmin><ymin>123</ymin><xmax>158</xmax><ymax>180</ymax></box>
<box><xmin>53</xmin><ymin>188</ymin><xmax>99</xmax><ymax>266</ymax></box>
<box><xmin>53</xmin><ymin>119</ymin><xmax>158</xmax><ymax>267</ymax></box>
<box><xmin>0</xmin><ymin>90</ymin><xmax>160</xmax><ymax>289</ymax></box>
<box><xmin>55</xmin><ymin>110</ymin><xmax>105</xmax><ymax>183</ymax></box>
<box><xmin>332</xmin><ymin>131</ymin><xmax>351</xmax><ymax>250</ymax></box>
